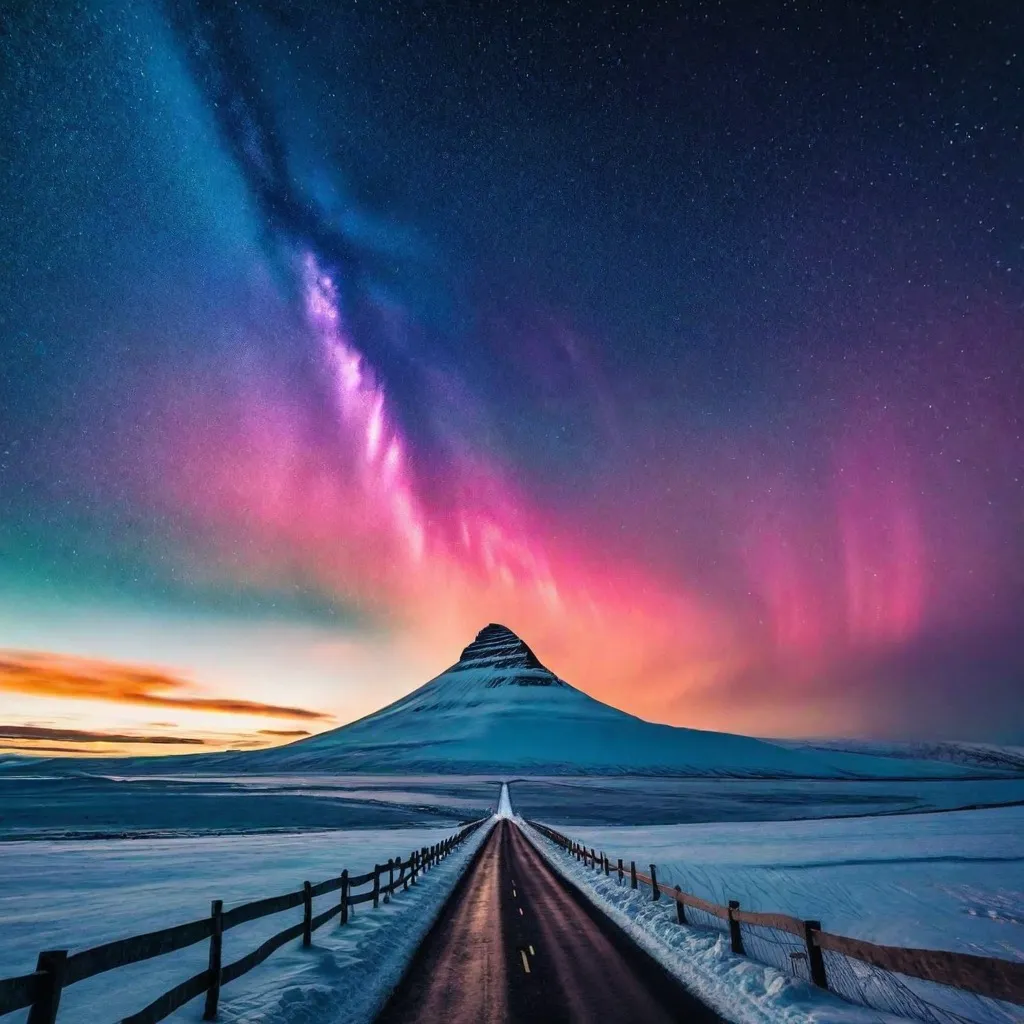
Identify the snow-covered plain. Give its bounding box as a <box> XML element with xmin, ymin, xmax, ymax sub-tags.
<box><xmin>4</xmin><ymin>769</ymin><xmax>1022</xmax><ymax>842</ymax></box>
<box><xmin>509</xmin><ymin>775</ymin><xmax>1024</xmax><ymax>826</ymax></box>
<box><xmin>0</xmin><ymin>821</ymin><xmax>493</xmax><ymax>1023</ymax></box>
<box><xmin>0</xmin><ymin>773</ymin><xmax>499</xmax><ymax>840</ymax></box>
<box><xmin>520</xmin><ymin>809</ymin><xmax>1024</xmax><ymax>1024</ymax></box>
<box><xmin>0</xmin><ymin>774</ymin><xmax>1019</xmax><ymax>1024</ymax></box>
<box><xmin>534</xmin><ymin>805</ymin><xmax>1024</xmax><ymax>960</ymax></box>
<box><xmin>520</xmin><ymin>817</ymin><xmax>907</xmax><ymax>1024</ymax></box>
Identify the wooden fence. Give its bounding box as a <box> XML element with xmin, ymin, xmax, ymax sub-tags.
<box><xmin>0</xmin><ymin>818</ymin><xmax>488</xmax><ymax>1024</ymax></box>
<box><xmin>526</xmin><ymin>820</ymin><xmax>1024</xmax><ymax>1013</ymax></box>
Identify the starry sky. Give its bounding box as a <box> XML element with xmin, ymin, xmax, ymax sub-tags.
<box><xmin>1</xmin><ymin>0</ymin><xmax>1022</xmax><ymax>756</ymax></box>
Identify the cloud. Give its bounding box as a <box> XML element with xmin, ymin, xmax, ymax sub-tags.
<box><xmin>0</xmin><ymin>725</ymin><xmax>208</xmax><ymax>746</ymax></box>
<box><xmin>257</xmin><ymin>728</ymin><xmax>312</xmax><ymax>737</ymax></box>
<box><xmin>1</xmin><ymin>743</ymin><xmax>97</xmax><ymax>754</ymax></box>
<box><xmin>0</xmin><ymin>651</ymin><xmax>332</xmax><ymax>721</ymax></box>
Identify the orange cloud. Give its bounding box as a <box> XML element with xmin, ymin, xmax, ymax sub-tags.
<box><xmin>257</xmin><ymin>728</ymin><xmax>311</xmax><ymax>737</ymax></box>
<box><xmin>0</xmin><ymin>725</ymin><xmax>208</xmax><ymax>745</ymax></box>
<box><xmin>2</xmin><ymin>742</ymin><xmax>98</xmax><ymax>754</ymax></box>
<box><xmin>0</xmin><ymin>650</ymin><xmax>331</xmax><ymax>722</ymax></box>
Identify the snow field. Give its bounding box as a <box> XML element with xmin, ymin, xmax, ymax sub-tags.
<box><xmin>518</xmin><ymin>816</ymin><xmax>901</xmax><ymax>1023</ymax></box>
<box><xmin>557</xmin><ymin>806</ymin><xmax>1024</xmax><ymax>960</ymax></box>
<box><xmin>519</xmin><ymin>806</ymin><xmax>1024</xmax><ymax>1024</ymax></box>
<box><xmin>0</xmin><ymin>820</ymin><xmax>495</xmax><ymax>1023</ymax></box>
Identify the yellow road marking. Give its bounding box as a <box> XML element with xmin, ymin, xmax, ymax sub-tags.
<box><xmin>520</xmin><ymin>950</ymin><xmax>531</xmax><ymax>973</ymax></box>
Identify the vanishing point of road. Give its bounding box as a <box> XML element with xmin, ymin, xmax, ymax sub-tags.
<box><xmin>376</xmin><ymin>817</ymin><xmax>725</xmax><ymax>1024</ymax></box>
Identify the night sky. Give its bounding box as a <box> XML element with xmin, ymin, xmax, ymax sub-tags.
<box><xmin>1</xmin><ymin>0</ymin><xmax>1022</xmax><ymax>756</ymax></box>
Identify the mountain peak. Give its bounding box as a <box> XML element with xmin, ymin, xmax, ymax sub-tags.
<box><xmin>449</xmin><ymin>623</ymin><xmax>569</xmax><ymax>688</ymax></box>
<box><xmin>456</xmin><ymin>623</ymin><xmax>544</xmax><ymax>672</ymax></box>
<box><xmin>203</xmin><ymin>625</ymin><xmax>902</xmax><ymax>779</ymax></box>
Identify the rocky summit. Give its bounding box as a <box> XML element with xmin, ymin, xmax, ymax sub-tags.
<box><xmin>450</xmin><ymin>624</ymin><xmax>566</xmax><ymax>687</ymax></box>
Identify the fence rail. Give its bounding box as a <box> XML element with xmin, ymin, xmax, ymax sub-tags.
<box><xmin>526</xmin><ymin>820</ymin><xmax>1024</xmax><ymax>1020</ymax></box>
<box><xmin>0</xmin><ymin>818</ymin><xmax>488</xmax><ymax>1024</ymax></box>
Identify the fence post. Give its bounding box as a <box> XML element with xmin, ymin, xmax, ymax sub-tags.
<box><xmin>27</xmin><ymin>949</ymin><xmax>66</xmax><ymax>1024</ymax></box>
<box><xmin>401</xmin><ymin>852</ymin><xmax>408</xmax><ymax>890</ymax></box>
<box><xmin>590</xmin><ymin>847</ymin><xmax>597</xmax><ymax>868</ymax></box>
<box><xmin>630</xmin><ymin>860</ymin><xmax>637</xmax><ymax>889</ymax></box>
<box><xmin>302</xmin><ymin>881</ymin><xmax>313</xmax><ymax>947</ymax></box>
<box><xmin>674</xmin><ymin>886</ymin><xmax>686</xmax><ymax>924</ymax></box>
<box><xmin>340</xmin><ymin>870</ymin><xmax>349</xmax><ymax>925</ymax></box>
<box><xmin>372</xmin><ymin>865</ymin><xmax>381</xmax><ymax>909</ymax></box>
<box><xmin>411</xmin><ymin>849</ymin><xmax>418</xmax><ymax>883</ymax></box>
<box><xmin>385</xmin><ymin>858</ymin><xmax>394</xmax><ymax>903</ymax></box>
<box><xmin>603</xmin><ymin>853</ymin><xmax>609</xmax><ymax>876</ymax></box>
<box><xmin>804</xmin><ymin>920</ymin><xmax>828</xmax><ymax>989</ymax></box>
<box><xmin>649</xmin><ymin>864</ymin><xmax>661</xmax><ymax>901</ymax></box>
<box><xmin>617</xmin><ymin>858</ymin><xmax>623</xmax><ymax>882</ymax></box>
<box><xmin>202</xmin><ymin>900</ymin><xmax>223</xmax><ymax>1021</ymax></box>
<box><xmin>728</xmin><ymin>900</ymin><xmax>744</xmax><ymax>955</ymax></box>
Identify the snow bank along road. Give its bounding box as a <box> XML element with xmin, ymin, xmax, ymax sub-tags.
<box><xmin>376</xmin><ymin>818</ymin><xmax>724</xmax><ymax>1023</ymax></box>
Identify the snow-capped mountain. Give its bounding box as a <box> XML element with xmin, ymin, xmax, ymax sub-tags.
<box><xmin>217</xmin><ymin>624</ymin><xmax>966</xmax><ymax>777</ymax></box>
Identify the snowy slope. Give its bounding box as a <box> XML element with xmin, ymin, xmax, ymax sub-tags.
<box><xmin>210</xmin><ymin>625</ymin><xmax>970</xmax><ymax>779</ymax></box>
<box><xmin>15</xmin><ymin>625</ymin><xmax>984</xmax><ymax>780</ymax></box>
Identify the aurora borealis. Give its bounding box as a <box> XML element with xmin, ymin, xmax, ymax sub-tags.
<box><xmin>1</xmin><ymin>0</ymin><xmax>1022</xmax><ymax>755</ymax></box>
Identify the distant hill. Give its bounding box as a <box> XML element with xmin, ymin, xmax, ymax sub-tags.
<box><xmin>781</xmin><ymin>737</ymin><xmax>1024</xmax><ymax>775</ymax></box>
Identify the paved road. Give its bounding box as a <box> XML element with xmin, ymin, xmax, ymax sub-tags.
<box><xmin>376</xmin><ymin>819</ymin><xmax>724</xmax><ymax>1024</ymax></box>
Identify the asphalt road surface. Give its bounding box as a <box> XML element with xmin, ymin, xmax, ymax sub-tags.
<box><xmin>376</xmin><ymin>819</ymin><xmax>725</xmax><ymax>1024</ymax></box>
